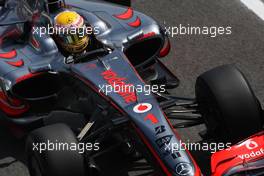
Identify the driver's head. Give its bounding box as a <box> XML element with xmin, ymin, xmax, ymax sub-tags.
<box><xmin>54</xmin><ymin>11</ymin><xmax>90</xmax><ymax>54</ymax></box>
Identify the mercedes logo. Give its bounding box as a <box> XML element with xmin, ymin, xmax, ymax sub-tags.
<box><xmin>175</xmin><ymin>163</ymin><xmax>193</xmax><ymax>176</ymax></box>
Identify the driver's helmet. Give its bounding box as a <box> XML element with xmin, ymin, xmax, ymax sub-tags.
<box><xmin>54</xmin><ymin>11</ymin><xmax>89</xmax><ymax>54</ymax></box>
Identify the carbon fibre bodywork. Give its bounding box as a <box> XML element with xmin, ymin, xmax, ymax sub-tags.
<box><xmin>71</xmin><ymin>50</ymin><xmax>201</xmax><ymax>176</ymax></box>
<box><xmin>0</xmin><ymin>0</ymin><xmax>201</xmax><ymax>175</ymax></box>
<box><xmin>0</xmin><ymin>0</ymin><xmax>168</xmax><ymax>92</ymax></box>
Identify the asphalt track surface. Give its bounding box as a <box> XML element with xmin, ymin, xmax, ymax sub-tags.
<box><xmin>1</xmin><ymin>0</ymin><xmax>264</xmax><ymax>175</ymax></box>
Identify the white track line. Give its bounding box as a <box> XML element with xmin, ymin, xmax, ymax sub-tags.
<box><xmin>241</xmin><ymin>0</ymin><xmax>264</xmax><ymax>21</ymax></box>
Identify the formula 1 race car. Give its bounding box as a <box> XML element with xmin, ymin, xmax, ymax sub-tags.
<box><xmin>0</xmin><ymin>0</ymin><xmax>263</xmax><ymax>176</ymax></box>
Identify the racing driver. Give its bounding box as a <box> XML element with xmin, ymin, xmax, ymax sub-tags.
<box><xmin>53</xmin><ymin>10</ymin><xmax>102</xmax><ymax>62</ymax></box>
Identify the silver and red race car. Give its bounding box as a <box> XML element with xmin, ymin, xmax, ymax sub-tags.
<box><xmin>0</xmin><ymin>0</ymin><xmax>263</xmax><ymax>175</ymax></box>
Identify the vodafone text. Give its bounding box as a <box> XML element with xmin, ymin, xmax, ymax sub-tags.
<box><xmin>238</xmin><ymin>148</ymin><xmax>264</xmax><ymax>160</ymax></box>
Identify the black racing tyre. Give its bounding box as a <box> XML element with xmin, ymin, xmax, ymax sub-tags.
<box><xmin>26</xmin><ymin>124</ymin><xmax>86</xmax><ymax>176</ymax></box>
<box><xmin>195</xmin><ymin>65</ymin><xmax>263</xmax><ymax>143</ymax></box>
<box><xmin>104</xmin><ymin>0</ymin><xmax>131</xmax><ymax>6</ymax></box>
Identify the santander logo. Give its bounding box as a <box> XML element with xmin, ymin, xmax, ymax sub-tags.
<box><xmin>101</xmin><ymin>69</ymin><xmax>137</xmax><ymax>103</ymax></box>
<box><xmin>133</xmin><ymin>103</ymin><xmax>152</xmax><ymax>113</ymax></box>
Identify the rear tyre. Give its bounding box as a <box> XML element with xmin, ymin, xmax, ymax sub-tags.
<box><xmin>195</xmin><ymin>65</ymin><xmax>263</xmax><ymax>143</ymax></box>
<box><xmin>26</xmin><ymin>124</ymin><xmax>86</xmax><ymax>176</ymax></box>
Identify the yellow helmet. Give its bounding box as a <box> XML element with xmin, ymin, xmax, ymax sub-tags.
<box><xmin>54</xmin><ymin>11</ymin><xmax>89</xmax><ymax>54</ymax></box>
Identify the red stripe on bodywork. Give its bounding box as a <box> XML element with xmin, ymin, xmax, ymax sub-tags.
<box><xmin>0</xmin><ymin>91</ymin><xmax>29</xmax><ymax>116</ymax></box>
<box><xmin>138</xmin><ymin>32</ymin><xmax>156</xmax><ymax>40</ymax></box>
<box><xmin>128</xmin><ymin>17</ymin><xmax>141</xmax><ymax>27</ymax></box>
<box><xmin>114</xmin><ymin>7</ymin><xmax>134</xmax><ymax>20</ymax></box>
<box><xmin>125</xmin><ymin>53</ymin><xmax>201</xmax><ymax>175</ymax></box>
<box><xmin>6</xmin><ymin>59</ymin><xmax>24</xmax><ymax>67</ymax></box>
<box><xmin>0</xmin><ymin>50</ymin><xmax>17</xmax><ymax>59</ymax></box>
<box><xmin>159</xmin><ymin>36</ymin><xmax>171</xmax><ymax>58</ymax></box>
<box><xmin>73</xmin><ymin>58</ymin><xmax>200</xmax><ymax>175</ymax></box>
<box><xmin>162</xmin><ymin>112</ymin><xmax>202</xmax><ymax>176</ymax></box>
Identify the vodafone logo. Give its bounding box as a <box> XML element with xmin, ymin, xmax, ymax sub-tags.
<box><xmin>236</xmin><ymin>139</ymin><xmax>259</xmax><ymax>150</ymax></box>
<box><xmin>133</xmin><ymin>103</ymin><xmax>152</xmax><ymax>113</ymax></box>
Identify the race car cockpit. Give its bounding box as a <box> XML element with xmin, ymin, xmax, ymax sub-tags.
<box><xmin>0</xmin><ymin>0</ymin><xmax>104</xmax><ymax>58</ymax></box>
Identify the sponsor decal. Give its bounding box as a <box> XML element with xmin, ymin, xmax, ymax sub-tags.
<box><xmin>144</xmin><ymin>113</ymin><xmax>159</xmax><ymax>124</ymax></box>
<box><xmin>236</xmin><ymin>138</ymin><xmax>264</xmax><ymax>160</ymax></box>
<box><xmin>133</xmin><ymin>103</ymin><xmax>152</xmax><ymax>113</ymax></box>
<box><xmin>175</xmin><ymin>163</ymin><xmax>193</xmax><ymax>176</ymax></box>
<box><xmin>155</xmin><ymin>125</ymin><xmax>166</xmax><ymax>135</ymax></box>
<box><xmin>171</xmin><ymin>151</ymin><xmax>181</xmax><ymax>159</ymax></box>
<box><xmin>236</xmin><ymin>139</ymin><xmax>259</xmax><ymax>150</ymax></box>
<box><xmin>162</xmin><ymin>149</ymin><xmax>182</xmax><ymax>160</ymax></box>
<box><xmin>238</xmin><ymin>148</ymin><xmax>264</xmax><ymax>160</ymax></box>
<box><xmin>101</xmin><ymin>69</ymin><xmax>137</xmax><ymax>103</ymax></box>
<box><xmin>154</xmin><ymin>126</ymin><xmax>182</xmax><ymax>160</ymax></box>
<box><xmin>156</xmin><ymin>135</ymin><xmax>173</xmax><ymax>148</ymax></box>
